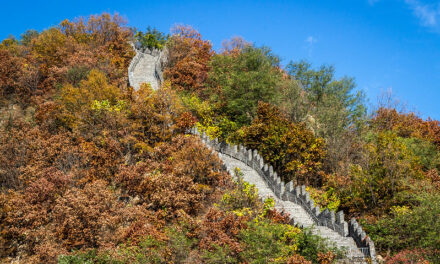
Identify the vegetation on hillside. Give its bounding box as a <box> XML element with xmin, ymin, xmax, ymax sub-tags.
<box><xmin>0</xmin><ymin>14</ymin><xmax>350</xmax><ymax>264</ymax></box>
<box><xmin>1</xmin><ymin>13</ymin><xmax>439</xmax><ymax>263</ymax></box>
<box><xmin>164</xmin><ymin>25</ymin><xmax>440</xmax><ymax>262</ymax></box>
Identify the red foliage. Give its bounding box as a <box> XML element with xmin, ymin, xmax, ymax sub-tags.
<box><xmin>386</xmin><ymin>249</ymin><xmax>433</xmax><ymax>264</ymax></box>
<box><xmin>164</xmin><ymin>25</ymin><xmax>214</xmax><ymax>94</ymax></box>
<box><xmin>197</xmin><ymin>208</ymin><xmax>247</xmax><ymax>255</ymax></box>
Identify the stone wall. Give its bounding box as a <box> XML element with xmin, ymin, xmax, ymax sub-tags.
<box><xmin>191</xmin><ymin>127</ymin><xmax>376</xmax><ymax>262</ymax></box>
<box><xmin>127</xmin><ymin>47</ymin><xmax>142</xmax><ymax>88</ymax></box>
<box><xmin>128</xmin><ymin>42</ymin><xmax>168</xmax><ymax>90</ymax></box>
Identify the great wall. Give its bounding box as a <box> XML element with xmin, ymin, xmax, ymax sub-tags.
<box><xmin>128</xmin><ymin>43</ymin><xmax>168</xmax><ymax>90</ymax></box>
<box><xmin>128</xmin><ymin>45</ymin><xmax>377</xmax><ymax>263</ymax></box>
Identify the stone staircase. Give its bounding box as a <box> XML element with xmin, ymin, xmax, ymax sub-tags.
<box><xmin>221</xmin><ymin>155</ymin><xmax>365</xmax><ymax>261</ymax></box>
<box><xmin>128</xmin><ymin>45</ymin><xmax>167</xmax><ymax>90</ymax></box>
<box><xmin>191</xmin><ymin>127</ymin><xmax>377</xmax><ymax>263</ymax></box>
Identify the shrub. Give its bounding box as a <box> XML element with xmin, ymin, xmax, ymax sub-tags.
<box><xmin>198</xmin><ymin>208</ymin><xmax>247</xmax><ymax>256</ymax></box>
<box><xmin>296</xmin><ymin>228</ymin><xmax>344</xmax><ymax>263</ymax></box>
<box><xmin>327</xmin><ymin>131</ymin><xmax>424</xmax><ymax>216</ymax></box>
<box><xmin>386</xmin><ymin>249</ymin><xmax>435</xmax><ymax>264</ymax></box>
<box><xmin>306</xmin><ymin>186</ymin><xmax>340</xmax><ymax>212</ymax></box>
<box><xmin>116</xmin><ymin>135</ymin><xmax>230</xmax><ymax>218</ymax></box>
<box><xmin>134</xmin><ymin>26</ymin><xmax>168</xmax><ymax>51</ymax></box>
<box><xmin>202</xmin><ymin>245</ymin><xmax>239</xmax><ymax>264</ymax></box>
<box><xmin>238</xmin><ymin>220</ymin><xmax>301</xmax><ymax>263</ymax></box>
<box><xmin>181</xmin><ymin>92</ymin><xmax>238</xmax><ymax>140</ymax></box>
<box><xmin>58</xmin><ymin>250</ymin><xmax>117</xmax><ymax>264</ymax></box>
<box><xmin>218</xmin><ymin>168</ymin><xmax>261</xmax><ymax>214</ymax></box>
<box><xmin>362</xmin><ymin>193</ymin><xmax>440</xmax><ymax>254</ymax></box>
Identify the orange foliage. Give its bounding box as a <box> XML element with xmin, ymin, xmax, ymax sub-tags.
<box><xmin>373</xmin><ymin>107</ymin><xmax>440</xmax><ymax>146</ymax></box>
<box><xmin>164</xmin><ymin>25</ymin><xmax>214</xmax><ymax>94</ymax></box>
<box><xmin>425</xmin><ymin>169</ymin><xmax>440</xmax><ymax>190</ymax></box>
<box><xmin>0</xmin><ymin>49</ymin><xmax>22</xmax><ymax>97</ymax></box>
<box><xmin>264</xmin><ymin>208</ymin><xmax>291</xmax><ymax>224</ymax></box>
<box><xmin>0</xmin><ymin>177</ymin><xmax>165</xmax><ymax>263</ymax></box>
<box><xmin>116</xmin><ymin>135</ymin><xmax>230</xmax><ymax>219</ymax></box>
<box><xmin>0</xmin><ymin>59</ymin><xmax>231</xmax><ymax>262</ymax></box>
<box><xmin>287</xmin><ymin>254</ymin><xmax>312</xmax><ymax>264</ymax></box>
<box><xmin>58</xmin><ymin>13</ymin><xmax>134</xmax><ymax>83</ymax></box>
<box><xmin>1</xmin><ymin>13</ymin><xmax>134</xmax><ymax>103</ymax></box>
<box><xmin>0</xmin><ymin>120</ymin><xmax>82</xmax><ymax>189</ymax></box>
<box><xmin>175</xmin><ymin>111</ymin><xmax>198</xmax><ymax>132</ymax></box>
<box><xmin>317</xmin><ymin>251</ymin><xmax>336</xmax><ymax>264</ymax></box>
<box><xmin>197</xmin><ymin>208</ymin><xmax>247</xmax><ymax>255</ymax></box>
<box><xmin>232</xmin><ymin>102</ymin><xmax>326</xmax><ymax>185</ymax></box>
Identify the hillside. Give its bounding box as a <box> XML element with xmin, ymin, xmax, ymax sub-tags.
<box><xmin>0</xmin><ymin>13</ymin><xmax>439</xmax><ymax>264</ymax></box>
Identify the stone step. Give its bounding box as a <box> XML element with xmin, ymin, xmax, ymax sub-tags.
<box><xmin>220</xmin><ymin>154</ymin><xmax>366</xmax><ymax>262</ymax></box>
<box><xmin>129</xmin><ymin>49</ymin><xmax>163</xmax><ymax>90</ymax></box>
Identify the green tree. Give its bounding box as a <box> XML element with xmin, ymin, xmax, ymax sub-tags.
<box><xmin>286</xmin><ymin>60</ymin><xmax>366</xmax><ymax>138</ymax></box>
<box><xmin>286</xmin><ymin>60</ymin><xmax>367</xmax><ymax>177</ymax></box>
<box><xmin>207</xmin><ymin>45</ymin><xmax>283</xmax><ymax>126</ymax></box>
<box><xmin>334</xmin><ymin>131</ymin><xmax>423</xmax><ymax>215</ymax></box>
<box><xmin>20</xmin><ymin>29</ymin><xmax>39</xmax><ymax>46</ymax></box>
<box><xmin>134</xmin><ymin>26</ymin><xmax>168</xmax><ymax>50</ymax></box>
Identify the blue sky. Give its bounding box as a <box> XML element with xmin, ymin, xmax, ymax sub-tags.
<box><xmin>2</xmin><ymin>0</ymin><xmax>440</xmax><ymax>119</ymax></box>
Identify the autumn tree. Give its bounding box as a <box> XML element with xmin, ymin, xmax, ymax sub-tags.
<box><xmin>231</xmin><ymin>102</ymin><xmax>326</xmax><ymax>185</ymax></box>
<box><xmin>372</xmin><ymin>107</ymin><xmax>440</xmax><ymax>147</ymax></box>
<box><xmin>0</xmin><ymin>49</ymin><xmax>22</xmax><ymax>98</ymax></box>
<box><xmin>164</xmin><ymin>25</ymin><xmax>214</xmax><ymax>94</ymax></box>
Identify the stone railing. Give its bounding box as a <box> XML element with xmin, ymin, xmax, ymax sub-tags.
<box><xmin>191</xmin><ymin>127</ymin><xmax>376</xmax><ymax>262</ymax></box>
<box><xmin>349</xmin><ymin>218</ymin><xmax>377</xmax><ymax>259</ymax></box>
<box><xmin>154</xmin><ymin>47</ymin><xmax>168</xmax><ymax>85</ymax></box>
<box><xmin>127</xmin><ymin>45</ymin><xmax>143</xmax><ymax>88</ymax></box>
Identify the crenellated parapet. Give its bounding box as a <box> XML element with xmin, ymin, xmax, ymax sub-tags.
<box><xmin>349</xmin><ymin>218</ymin><xmax>377</xmax><ymax>260</ymax></box>
<box><xmin>191</xmin><ymin>126</ymin><xmax>376</xmax><ymax>263</ymax></box>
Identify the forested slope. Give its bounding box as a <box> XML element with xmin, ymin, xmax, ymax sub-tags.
<box><xmin>0</xmin><ymin>13</ymin><xmax>439</xmax><ymax>264</ymax></box>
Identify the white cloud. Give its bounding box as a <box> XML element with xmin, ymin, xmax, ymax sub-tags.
<box><xmin>305</xmin><ymin>36</ymin><xmax>317</xmax><ymax>45</ymax></box>
<box><xmin>404</xmin><ymin>0</ymin><xmax>440</xmax><ymax>29</ymax></box>
<box><xmin>304</xmin><ymin>36</ymin><xmax>317</xmax><ymax>57</ymax></box>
